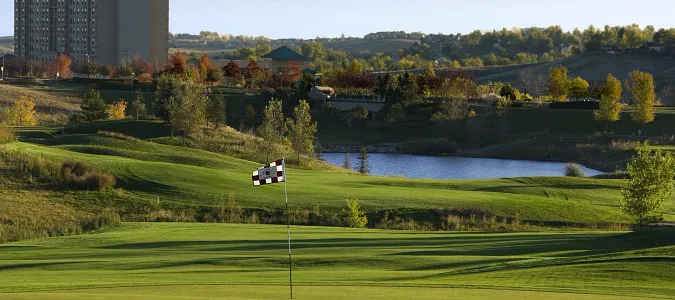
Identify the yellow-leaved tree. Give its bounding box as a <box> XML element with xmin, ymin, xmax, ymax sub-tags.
<box><xmin>12</xmin><ymin>96</ymin><xmax>37</xmax><ymax>126</ymax></box>
<box><xmin>629</xmin><ymin>70</ymin><xmax>655</xmax><ymax>126</ymax></box>
<box><xmin>594</xmin><ymin>74</ymin><xmax>623</xmax><ymax>129</ymax></box>
<box><xmin>108</xmin><ymin>99</ymin><xmax>127</xmax><ymax>120</ymax></box>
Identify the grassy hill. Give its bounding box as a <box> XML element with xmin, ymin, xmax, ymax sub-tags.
<box><xmin>0</xmin><ymin>36</ymin><xmax>12</xmax><ymax>53</ymax></box>
<box><xmin>473</xmin><ymin>51</ymin><xmax>675</xmax><ymax>88</ymax></box>
<box><xmin>322</xmin><ymin>39</ymin><xmax>417</xmax><ymax>58</ymax></box>
<box><xmin>3</xmin><ymin>120</ymin><xmax>674</xmax><ymax>231</ymax></box>
<box><xmin>0</xmin><ymin>223</ymin><xmax>672</xmax><ymax>299</ymax></box>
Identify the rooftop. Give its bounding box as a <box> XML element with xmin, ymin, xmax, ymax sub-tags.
<box><xmin>262</xmin><ymin>46</ymin><xmax>308</xmax><ymax>62</ymax></box>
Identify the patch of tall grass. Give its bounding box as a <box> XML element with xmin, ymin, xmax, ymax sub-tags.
<box><xmin>0</xmin><ymin>150</ymin><xmax>116</xmax><ymax>191</ymax></box>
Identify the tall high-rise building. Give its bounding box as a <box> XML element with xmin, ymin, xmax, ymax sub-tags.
<box><xmin>14</xmin><ymin>0</ymin><xmax>169</xmax><ymax>67</ymax></box>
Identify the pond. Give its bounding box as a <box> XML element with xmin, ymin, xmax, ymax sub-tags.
<box><xmin>322</xmin><ymin>153</ymin><xmax>604</xmax><ymax>179</ymax></box>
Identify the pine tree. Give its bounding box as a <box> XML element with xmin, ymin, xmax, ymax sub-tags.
<box><xmin>355</xmin><ymin>147</ymin><xmax>370</xmax><ymax>174</ymax></box>
<box><xmin>594</xmin><ymin>74</ymin><xmax>622</xmax><ymax>128</ymax></box>
<box><xmin>81</xmin><ymin>89</ymin><xmax>107</xmax><ymax>121</ymax></box>
<box><xmin>207</xmin><ymin>94</ymin><xmax>226</xmax><ymax>128</ymax></box>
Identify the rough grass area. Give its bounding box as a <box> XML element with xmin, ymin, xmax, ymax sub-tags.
<box><xmin>0</xmin><ymin>223</ymin><xmax>672</xmax><ymax>299</ymax></box>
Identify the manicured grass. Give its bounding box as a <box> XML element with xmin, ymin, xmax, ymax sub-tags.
<box><xmin>0</xmin><ymin>223</ymin><xmax>672</xmax><ymax>299</ymax></box>
<box><xmin>4</xmin><ymin>133</ymin><xmax>675</xmax><ymax>224</ymax></box>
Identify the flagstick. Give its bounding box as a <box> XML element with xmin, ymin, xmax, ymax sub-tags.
<box><xmin>283</xmin><ymin>158</ymin><xmax>293</xmax><ymax>299</ymax></box>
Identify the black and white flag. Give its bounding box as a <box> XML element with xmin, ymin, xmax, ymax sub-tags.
<box><xmin>252</xmin><ymin>160</ymin><xmax>285</xmax><ymax>186</ymax></box>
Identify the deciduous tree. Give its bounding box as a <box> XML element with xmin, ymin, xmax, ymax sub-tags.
<box><xmin>258</xmin><ymin>99</ymin><xmax>286</xmax><ymax>162</ymax></box>
<box><xmin>548</xmin><ymin>65</ymin><xmax>569</xmax><ymax>101</ymax></box>
<box><xmin>108</xmin><ymin>99</ymin><xmax>127</xmax><ymax>120</ymax></box>
<box><xmin>622</xmin><ymin>142</ymin><xmax>675</xmax><ymax>227</ymax></box>
<box><xmin>287</xmin><ymin>100</ymin><xmax>317</xmax><ymax>162</ymax></box>
<box><xmin>10</xmin><ymin>96</ymin><xmax>37</xmax><ymax>126</ymax></box>
<box><xmin>629</xmin><ymin>70</ymin><xmax>656</xmax><ymax>126</ymax></box>
<box><xmin>166</xmin><ymin>78</ymin><xmax>209</xmax><ymax>144</ymax></box>
<box><xmin>594</xmin><ymin>74</ymin><xmax>623</xmax><ymax>126</ymax></box>
<box><xmin>54</xmin><ymin>55</ymin><xmax>72</xmax><ymax>78</ymax></box>
<box><xmin>130</xmin><ymin>91</ymin><xmax>147</xmax><ymax>121</ymax></box>
<box><xmin>569</xmin><ymin>77</ymin><xmax>590</xmax><ymax>100</ymax></box>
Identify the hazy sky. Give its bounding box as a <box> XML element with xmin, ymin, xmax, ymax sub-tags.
<box><xmin>1</xmin><ymin>0</ymin><xmax>674</xmax><ymax>38</ymax></box>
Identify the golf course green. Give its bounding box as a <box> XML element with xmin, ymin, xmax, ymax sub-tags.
<box><xmin>0</xmin><ymin>223</ymin><xmax>673</xmax><ymax>299</ymax></box>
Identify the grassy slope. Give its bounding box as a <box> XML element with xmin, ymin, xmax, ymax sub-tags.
<box><xmin>0</xmin><ymin>36</ymin><xmax>12</xmax><ymax>52</ymax></box>
<box><xmin>322</xmin><ymin>39</ymin><xmax>418</xmax><ymax>58</ymax></box>
<box><xmin>0</xmin><ymin>84</ymin><xmax>80</xmax><ymax>113</ymax></box>
<box><xmin>0</xmin><ymin>223</ymin><xmax>672</xmax><ymax>299</ymax></box>
<box><xmin>475</xmin><ymin>51</ymin><xmax>675</xmax><ymax>87</ymax></box>
<box><xmin>5</xmin><ymin>126</ymin><xmax>675</xmax><ymax>224</ymax></box>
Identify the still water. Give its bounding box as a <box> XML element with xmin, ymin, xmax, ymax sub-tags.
<box><xmin>322</xmin><ymin>153</ymin><xmax>604</xmax><ymax>179</ymax></box>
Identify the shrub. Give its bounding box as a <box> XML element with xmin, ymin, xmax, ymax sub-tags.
<box><xmin>565</xmin><ymin>163</ymin><xmax>585</xmax><ymax>177</ymax></box>
<box><xmin>80</xmin><ymin>172</ymin><xmax>116</xmax><ymax>191</ymax></box>
<box><xmin>96</xmin><ymin>131</ymin><xmax>140</xmax><ymax>142</ymax></box>
<box><xmin>343</xmin><ymin>199</ymin><xmax>368</xmax><ymax>228</ymax></box>
<box><xmin>108</xmin><ymin>99</ymin><xmax>127</xmax><ymax>120</ymax></box>
<box><xmin>0</xmin><ymin>126</ymin><xmax>16</xmax><ymax>144</ymax></box>
<box><xmin>69</xmin><ymin>113</ymin><xmax>88</xmax><ymax>124</ymax></box>
<box><xmin>137</xmin><ymin>73</ymin><xmax>154</xmax><ymax>84</ymax></box>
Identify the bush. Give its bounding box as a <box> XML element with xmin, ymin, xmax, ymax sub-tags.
<box><xmin>343</xmin><ymin>199</ymin><xmax>368</xmax><ymax>228</ymax></box>
<box><xmin>403</xmin><ymin>138</ymin><xmax>459</xmax><ymax>155</ymax></box>
<box><xmin>0</xmin><ymin>126</ymin><xmax>16</xmax><ymax>144</ymax></box>
<box><xmin>61</xmin><ymin>160</ymin><xmax>116</xmax><ymax>191</ymax></box>
<box><xmin>565</xmin><ymin>163</ymin><xmax>585</xmax><ymax>177</ymax></box>
<box><xmin>69</xmin><ymin>113</ymin><xmax>88</xmax><ymax>124</ymax></box>
<box><xmin>79</xmin><ymin>172</ymin><xmax>116</xmax><ymax>191</ymax></box>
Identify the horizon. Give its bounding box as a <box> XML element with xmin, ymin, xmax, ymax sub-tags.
<box><xmin>1</xmin><ymin>0</ymin><xmax>675</xmax><ymax>39</ymax></box>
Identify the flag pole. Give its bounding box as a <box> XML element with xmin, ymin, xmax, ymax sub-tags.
<box><xmin>283</xmin><ymin>158</ymin><xmax>293</xmax><ymax>299</ymax></box>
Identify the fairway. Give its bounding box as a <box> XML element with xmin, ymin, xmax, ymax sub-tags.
<box><xmin>0</xmin><ymin>223</ymin><xmax>673</xmax><ymax>299</ymax></box>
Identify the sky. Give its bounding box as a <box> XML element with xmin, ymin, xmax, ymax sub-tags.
<box><xmin>1</xmin><ymin>0</ymin><xmax>674</xmax><ymax>38</ymax></box>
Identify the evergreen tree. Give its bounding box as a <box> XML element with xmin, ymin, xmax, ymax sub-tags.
<box><xmin>81</xmin><ymin>89</ymin><xmax>107</xmax><ymax>121</ymax></box>
<box><xmin>287</xmin><ymin>100</ymin><xmax>318</xmax><ymax>162</ymax></box>
<box><xmin>355</xmin><ymin>147</ymin><xmax>370</xmax><ymax>174</ymax></box>
<box><xmin>594</xmin><ymin>74</ymin><xmax>623</xmax><ymax>128</ymax></box>
<box><xmin>207</xmin><ymin>94</ymin><xmax>227</xmax><ymax>128</ymax></box>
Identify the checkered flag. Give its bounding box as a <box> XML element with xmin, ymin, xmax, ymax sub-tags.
<box><xmin>252</xmin><ymin>160</ymin><xmax>286</xmax><ymax>186</ymax></box>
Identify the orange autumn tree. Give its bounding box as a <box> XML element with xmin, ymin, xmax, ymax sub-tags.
<box><xmin>108</xmin><ymin>99</ymin><xmax>127</xmax><ymax>120</ymax></box>
<box><xmin>198</xmin><ymin>54</ymin><xmax>212</xmax><ymax>80</ymax></box>
<box><xmin>168</xmin><ymin>52</ymin><xmax>188</xmax><ymax>75</ymax></box>
<box><xmin>54</xmin><ymin>55</ymin><xmax>72</xmax><ymax>78</ymax></box>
